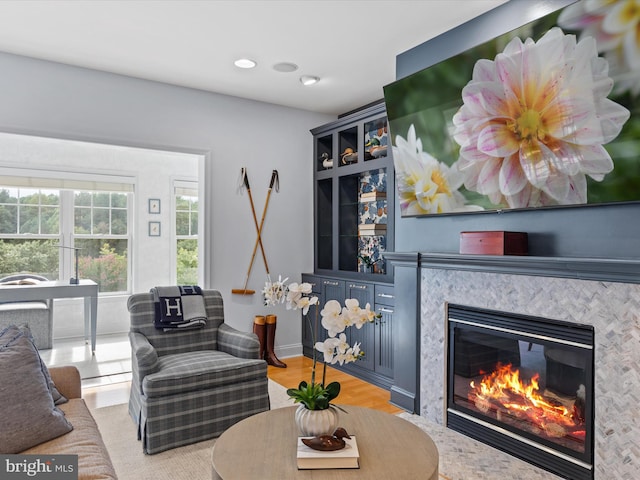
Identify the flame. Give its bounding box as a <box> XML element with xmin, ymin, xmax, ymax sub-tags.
<box><xmin>469</xmin><ymin>363</ymin><xmax>582</xmax><ymax>437</ymax></box>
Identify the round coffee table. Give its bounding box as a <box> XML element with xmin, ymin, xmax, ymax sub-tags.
<box><xmin>212</xmin><ymin>405</ymin><xmax>439</xmax><ymax>479</ymax></box>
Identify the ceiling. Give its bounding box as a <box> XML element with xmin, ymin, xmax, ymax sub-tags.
<box><xmin>0</xmin><ymin>0</ymin><xmax>508</xmax><ymax>116</ymax></box>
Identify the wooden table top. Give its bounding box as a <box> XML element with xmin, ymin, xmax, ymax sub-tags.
<box><xmin>212</xmin><ymin>405</ymin><xmax>439</xmax><ymax>479</ymax></box>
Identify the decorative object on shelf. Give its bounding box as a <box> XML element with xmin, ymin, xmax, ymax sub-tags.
<box><xmin>232</xmin><ymin>168</ymin><xmax>279</xmax><ymax>295</ymax></box>
<box><xmin>364</xmin><ymin>117</ymin><xmax>388</xmax><ymax>161</ymax></box>
<box><xmin>340</xmin><ymin>148</ymin><xmax>358</xmax><ymax>165</ymax></box>
<box><xmin>262</xmin><ymin>277</ymin><xmax>378</xmax><ymax>433</ymax></box>
<box><xmin>148</xmin><ymin>198</ymin><xmax>161</xmax><ymax>214</ymax></box>
<box><xmin>148</xmin><ymin>221</ymin><xmax>161</xmax><ymax>237</ymax></box>
<box><xmin>358</xmin><ymin>235</ymin><xmax>386</xmax><ymax>274</ymax></box>
<box><xmin>359</xmin><ymin>190</ymin><xmax>386</xmax><ymax>201</ymax></box>
<box><xmin>320</xmin><ymin>152</ymin><xmax>333</xmax><ymax>169</ymax></box>
<box><xmin>301</xmin><ymin>427</ymin><xmax>351</xmax><ymax>451</ymax></box>
<box><xmin>459</xmin><ymin>231</ymin><xmax>528</xmax><ymax>256</ymax></box>
<box><xmin>358</xmin><ymin>223</ymin><xmax>387</xmax><ymax>235</ymax></box>
<box><xmin>357</xmin><ymin>254</ymin><xmax>378</xmax><ymax>274</ymax></box>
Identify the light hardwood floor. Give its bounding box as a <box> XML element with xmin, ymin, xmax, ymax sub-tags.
<box><xmin>267</xmin><ymin>356</ymin><xmax>402</xmax><ymax>414</ymax></box>
<box><xmin>83</xmin><ymin>356</ymin><xmax>402</xmax><ymax>414</ymax></box>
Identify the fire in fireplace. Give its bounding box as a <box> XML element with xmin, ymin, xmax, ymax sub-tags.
<box><xmin>446</xmin><ymin>304</ymin><xmax>594</xmax><ymax>480</ymax></box>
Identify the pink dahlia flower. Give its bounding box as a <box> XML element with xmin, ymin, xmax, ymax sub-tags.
<box><xmin>558</xmin><ymin>0</ymin><xmax>640</xmax><ymax>96</ymax></box>
<box><xmin>452</xmin><ymin>27</ymin><xmax>630</xmax><ymax>208</ymax></box>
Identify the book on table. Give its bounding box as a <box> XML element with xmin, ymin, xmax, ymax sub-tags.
<box><xmin>296</xmin><ymin>436</ymin><xmax>359</xmax><ymax>469</ymax></box>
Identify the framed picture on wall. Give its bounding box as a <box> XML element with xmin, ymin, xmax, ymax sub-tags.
<box><xmin>148</xmin><ymin>221</ymin><xmax>161</xmax><ymax>237</ymax></box>
<box><xmin>148</xmin><ymin>198</ymin><xmax>161</xmax><ymax>214</ymax></box>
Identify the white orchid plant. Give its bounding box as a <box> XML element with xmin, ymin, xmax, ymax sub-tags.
<box><xmin>263</xmin><ymin>276</ymin><xmax>378</xmax><ymax>410</ymax></box>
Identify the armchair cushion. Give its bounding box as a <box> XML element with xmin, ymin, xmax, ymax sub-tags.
<box><xmin>142</xmin><ymin>350</ymin><xmax>265</xmax><ymax>398</ymax></box>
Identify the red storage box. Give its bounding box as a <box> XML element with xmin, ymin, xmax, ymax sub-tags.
<box><xmin>459</xmin><ymin>231</ymin><xmax>528</xmax><ymax>256</ymax></box>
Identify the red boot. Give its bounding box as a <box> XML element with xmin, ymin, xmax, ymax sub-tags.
<box><xmin>253</xmin><ymin>315</ymin><xmax>266</xmax><ymax>360</ymax></box>
<box><xmin>265</xmin><ymin>314</ymin><xmax>286</xmax><ymax>368</ymax></box>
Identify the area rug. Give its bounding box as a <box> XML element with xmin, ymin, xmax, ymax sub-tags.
<box><xmin>90</xmin><ymin>380</ymin><xmax>294</xmax><ymax>480</ymax></box>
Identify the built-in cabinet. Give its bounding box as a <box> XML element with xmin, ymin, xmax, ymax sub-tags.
<box><xmin>301</xmin><ymin>273</ymin><xmax>395</xmax><ymax>389</ymax></box>
<box><xmin>312</xmin><ymin>102</ymin><xmax>393</xmax><ymax>280</ymax></box>
<box><xmin>305</xmin><ymin>102</ymin><xmax>396</xmax><ymax>390</ymax></box>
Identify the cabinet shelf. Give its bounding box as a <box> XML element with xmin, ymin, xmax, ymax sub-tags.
<box><xmin>312</xmin><ymin>102</ymin><xmax>394</xmax><ymax>280</ymax></box>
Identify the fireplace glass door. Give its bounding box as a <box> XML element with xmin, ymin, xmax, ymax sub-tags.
<box><xmin>446</xmin><ymin>304</ymin><xmax>594</xmax><ymax>480</ymax></box>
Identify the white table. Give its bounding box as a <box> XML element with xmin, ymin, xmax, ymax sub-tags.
<box><xmin>0</xmin><ymin>279</ymin><xmax>99</xmax><ymax>353</ymax></box>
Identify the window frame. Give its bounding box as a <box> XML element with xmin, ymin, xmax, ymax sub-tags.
<box><xmin>0</xmin><ymin>175</ymin><xmax>134</xmax><ymax>294</ymax></box>
<box><xmin>172</xmin><ymin>179</ymin><xmax>200</xmax><ymax>285</ymax></box>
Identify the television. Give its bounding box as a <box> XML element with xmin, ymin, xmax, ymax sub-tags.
<box><xmin>384</xmin><ymin>0</ymin><xmax>640</xmax><ymax>218</ymax></box>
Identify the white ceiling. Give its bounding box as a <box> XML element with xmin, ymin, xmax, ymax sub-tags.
<box><xmin>0</xmin><ymin>0</ymin><xmax>508</xmax><ymax>116</ymax></box>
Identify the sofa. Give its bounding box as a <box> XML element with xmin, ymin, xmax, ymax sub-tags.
<box><xmin>20</xmin><ymin>366</ymin><xmax>117</xmax><ymax>480</ymax></box>
<box><xmin>0</xmin><ymin>323</ymin><xmax>116</xmax><ymax>480</ymax></box>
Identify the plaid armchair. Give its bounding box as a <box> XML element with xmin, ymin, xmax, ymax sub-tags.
<box><xmin>127</xmin><ymin>289</ymin><xmax>269</xmax><ymax>454</ymax></box>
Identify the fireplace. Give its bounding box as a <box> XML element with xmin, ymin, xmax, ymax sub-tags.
<box><xmin>446</xmin><ymin>304</ymin><xmax>594</xmax><ymax>480</ymax></box>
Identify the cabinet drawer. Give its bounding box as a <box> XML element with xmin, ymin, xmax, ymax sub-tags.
<box><xmin>374</xmin><ymin>284</ymin><xmax>395</xmax><ymax>306</ymax></box>
<box><xmin>301</xmin><ymin>274</ymin><xmax>323</xmax><ymax>293</ymax></box>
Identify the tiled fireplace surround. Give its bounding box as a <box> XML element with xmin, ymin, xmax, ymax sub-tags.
<box><xmin>390</xmin><ymin>253</ymin><xmax>640</xmax><ymax>479</ymax></box>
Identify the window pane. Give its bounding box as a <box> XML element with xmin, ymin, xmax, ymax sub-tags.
<box><xmin>176</xmin><ymin>211</ymin><xmax>190</xmax><ymax>236</ymax></box>
<box><xmin>0</xmin><ymin>188</ymin><xmax>18</xmax><ymax>204</ymax></box>
<box><xmin>18</xmin><ymin>189</ymin><xmax>39</xmax><ymax>204</ymax></box>
<box><xmin>190</xmin><ymin>212</ymin><xmax>198</xmax><ymax>235</ymax></box>
<box><xmin>176</xmin><ymin>196</ymin><xmax>190</xmax><ymax>210</ymax></box>
<box><xmin>0</xmin><ymin>205</ymin><xmax>17</xmax><ymax>234</ymax></box>
<box><xmin>92</xmin><ymin>208</ymin><xmax>109</xmax><ymax>234</ymax></box>
<box><xmin>111</xmin><ymin>193</ymin><xmax>127</xmax><ymax>208</ymax></box>
<box><xmin>75</xmin><ymin>238</ymin><xmax>128</xmax><ymax>293</ymax></box>
<box><xmin>93</xmin><ymin>192</ymin><xmax>110</xmax><ymax>208</ymax></box>
<box><xmin>40</xmin><ymin>192</ymin><xmax>59</xmax><ymax>206</ymax></box>
<box><xmin>0</xmin><ymin>239</ymin><xmax>59</xmax><ymax>280</ymax></box>
<box><xmin>75</xmin><ymin>207</ymin><xmax>91</xmax><ymax>234</ymax></box>
<box><xmin>111</xmin><ymin>209</ymin><xmax>127</xmax><ymax>235</ymax></box>
<box><xmin>20</xmin><ymin>206</ymin><xmax>39</xmax><ymax>234</ymax></box>
<box><xmin>74</xmin><ymin>192</ymin><xmax>92</xmax><ymax>207</ymax></box>
<box><xmin>40</xmin><ymin>206</ymin><xmax>60</xmax><ymax>235</ymax></box>
<box><xmin>177</xmin><ymin>239</ymin><xmax>198</xmax><ymax>285</ymax></box>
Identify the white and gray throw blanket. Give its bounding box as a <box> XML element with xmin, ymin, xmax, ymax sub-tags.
<box><xmin>151</xmin><ymin>286</ymin><xmax>207</xmax><ymax>332</ymax></box>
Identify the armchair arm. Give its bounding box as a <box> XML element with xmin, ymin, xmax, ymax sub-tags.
<box><xmin>217</xmin><ymin>323</ymin><xmax>261</xmax><ymax>359</ymax></box>
<box><xmin>129</xmin><ymin>331</ymin><xmax>159</xmax><ymax>381</ymax></box>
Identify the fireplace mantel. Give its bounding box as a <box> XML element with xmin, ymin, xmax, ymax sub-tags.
<box><xmin>385</xmin><ymin>252</ymin><xmax>640</xmax><ymax>285</ymax></box>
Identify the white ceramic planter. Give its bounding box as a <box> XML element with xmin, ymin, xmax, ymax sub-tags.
<box><xmin>294</xmin><ymin>404</ymin><xmax>339</xmax><ymax>436</ymax></box>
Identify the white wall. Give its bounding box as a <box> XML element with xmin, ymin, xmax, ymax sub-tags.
<box><xmin>0</xmin><ymin>51</ymin><xmax>335</xmax><ymax>357</ymax></box>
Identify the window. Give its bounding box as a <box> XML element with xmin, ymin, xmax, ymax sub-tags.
<box><xmin>0</xmin><ymin>188</ymin><xmax>60</xmax><ymax>279</ymax></box>
<box><xmin>175</xmin><ymin>183</ymin><xmax>198</xmax><ymax>285</ymax></box>
<box><xmin>73</xmin><ymin>191</ymin><xmax>130</xmax><ymax>292</ymax></box>
<box><xmin>0</xmin><ymin>180</ymin><xmax>132</xmax><ymax>293</ymax></box>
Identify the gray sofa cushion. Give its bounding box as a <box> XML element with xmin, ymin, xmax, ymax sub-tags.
<box><xmin>0</xmin><ymin>325</ymin><xmax>73</xmax><ymax>453</ymax></box>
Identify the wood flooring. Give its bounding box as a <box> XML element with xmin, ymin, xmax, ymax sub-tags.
<box><xmin>84</xmin><ymin>356</ymin><xmax>402</xmax><ymax>414</ymax></box>
<box><xmin>268</xmin><ymin>356</ymin><xmax>402</xmax><ymax>414</ymax></box>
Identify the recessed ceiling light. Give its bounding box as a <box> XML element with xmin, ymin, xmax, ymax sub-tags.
<box><xmin>234</xmin><ymin>58</ymin><xmax>257</xmax><ymax>69</ymax></box>
<box><xmin>273</xmin><ymin>62</ymin><xmax>299</xmax><ymax>73</ymax></box>
<box><xmin>300</xmin><ymin>75</ymin><xmax>320</xmax><ymax>86</ymax></box>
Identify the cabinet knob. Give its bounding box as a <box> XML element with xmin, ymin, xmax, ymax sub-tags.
<box><xmin>323</xmin><ymin>280</ymin><xmax>339</xmax><ymax>286</ymax></box>
<box><xmin>378</xmin><ymin>307</ymin><xmax>394</xmax><ymax>314</ymax></box>
<box><xmin>349</xmin><ymin>284</ymin><xmax>367</xmax><ymax>289</ymax></box>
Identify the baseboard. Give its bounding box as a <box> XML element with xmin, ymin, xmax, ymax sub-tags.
<box><xmin>275</xmin><ymin>342</ymin><xmax>302</xmax><ymax>359</ymax></box>
<box><xmin>390</xmin><ymin>385</ymin><xmax>417</xmax><ymax>413</ymax></box>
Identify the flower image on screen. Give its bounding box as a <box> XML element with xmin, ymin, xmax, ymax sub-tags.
<box><xmin>384</xmin><ymin>0</ymin><xmax>640</xmax><ymax>217</ymax></box>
